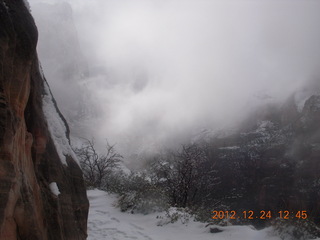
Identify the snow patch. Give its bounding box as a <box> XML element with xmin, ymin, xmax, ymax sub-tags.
<box><xmin>23</xmin><ymin>0</ymin><xmax>31</xmax><ymax>12</ymax></box>
<box><xmin>256</xmin><ymin>120</ymin><xmax>274</xmax><ymax>132</ymax></box>
<box><xmin>42</xmin><ymin>80</ymin><xmax>80</xmax><ymax>166</ymax></box>
<box><xmin>49</xmin><ymin>182</ymin><xmax>60</xmax><ymax>196</ymax></box>
<box><xmin>156</xmin><ymin>207</ymin><xmax>194</xmax><ymax>226</ymax></box>
<box><xmin>219</xmin><ymin>146</ymin><xmax>240</xmax><ymax>150</ymax></box>
<box><xmin>296</xmin><ymin>97</ymin><xmax>309</xmax><ymax>112</ymax></box>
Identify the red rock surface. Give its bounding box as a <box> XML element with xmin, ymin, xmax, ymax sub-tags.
<box><xmin>0</xmin><ymin>0</ymin><xmax>89</xmax><ymax>239</ymax></box>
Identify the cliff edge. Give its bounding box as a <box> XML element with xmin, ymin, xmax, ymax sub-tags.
<box><xmin>0</xmin><ymin>0</ymin><xmax>89</xmax><ymax>239</ymax></box>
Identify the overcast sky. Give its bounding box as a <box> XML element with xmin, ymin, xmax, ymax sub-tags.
<box><xmin>29</xmin><ymin>0</ymin><xmax>320</xmax><ymax>158</ymax></box>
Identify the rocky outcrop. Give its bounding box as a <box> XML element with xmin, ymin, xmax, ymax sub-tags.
<box><xmin>0</xmin><ymin>0</ymin><xmax>88</xmax><ymax>239</ymax></box>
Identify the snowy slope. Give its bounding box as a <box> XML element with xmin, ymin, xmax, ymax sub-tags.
<box><xmin>88</xmin><ymin>190</ymin><xmax>283</xmax><ymax>240</ymax></box>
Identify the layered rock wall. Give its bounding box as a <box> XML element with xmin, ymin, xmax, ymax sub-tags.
<box><xmin>0</xmin><ymin>0</ymin><xmax>88</xmax><ymax>239</ymax></box>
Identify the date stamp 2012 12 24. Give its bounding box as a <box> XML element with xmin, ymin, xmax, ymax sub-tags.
<box><xmin>211</xmin><ymin>210</ymin><xmax>308</xmax><ymax>220</ymax></box>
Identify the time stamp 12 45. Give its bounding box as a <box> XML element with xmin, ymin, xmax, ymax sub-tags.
<box><xmin>212</xmin><ymin>210</ymin><xmax>308</xmax><ymax>220</ymax></box>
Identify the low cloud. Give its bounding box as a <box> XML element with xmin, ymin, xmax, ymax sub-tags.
<box><xmin>29</xmin><ymin>0</ymin><xmax>320</xmax><ymax>158</ymax></box>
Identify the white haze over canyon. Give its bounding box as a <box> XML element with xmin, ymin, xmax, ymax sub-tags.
<box><xmin>29</xmin><ymin>0</ymin><xmax>320</xmax><ymax>162</ymax></box>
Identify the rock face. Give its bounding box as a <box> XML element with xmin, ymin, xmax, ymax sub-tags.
<box><xmin>198</xmin><ymin>91</ymin><xmax>320</xmax><ymax>227</ymax></box>
<box><xmin>0</xmin><ymin>0</ymin><xmax>89</xmax><ymax>239</ymax></box>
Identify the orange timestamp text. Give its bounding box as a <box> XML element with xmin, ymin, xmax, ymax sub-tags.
<box><xmin>211</xmin><ymin>210</ymin><xmax>308</xmax><ymax>220</ymax></box>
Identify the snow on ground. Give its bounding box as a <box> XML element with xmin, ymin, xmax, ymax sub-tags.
<box><xmin>87</xmin><ymin>189</ymin><xmax>282</xmax><ymax>240</ymax></box>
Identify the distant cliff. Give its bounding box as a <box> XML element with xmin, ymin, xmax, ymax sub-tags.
<box><xmin>0</xmin><ymin>0</ymin><xmax>89</xmax><ymax>239</ymax></box>
<box><xmin>195</xmin><ymin>90</ymin><xmax>320</xmax><ymax>227</ymax></box>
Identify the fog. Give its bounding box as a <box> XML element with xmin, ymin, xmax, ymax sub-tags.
<box><xmin>29</xmin><ymin>0</ymin><xmax>320</xmax><ymax>159</ymax></box>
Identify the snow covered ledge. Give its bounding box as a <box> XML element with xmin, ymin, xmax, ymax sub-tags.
<box><xmin>42</xmin><ymin>78</ymin><xmax>80</xmax><ymax>166</ymax></box>
<box><xmin>49</xmin><ymin>182</ymin><xmax>61</xmax><ymax>197</ymax></box>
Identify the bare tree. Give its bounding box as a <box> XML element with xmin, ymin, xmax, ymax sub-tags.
<box><xmin>74</xmin><ymin>138</ymin><xmax>122</xmax><ymax>188</ymax></box>
<box><xmin>173</xmin><ymin>144</ymin><xmax>209</xmax><ymax>207</ymax></box>
<box><xmin>147</xmin><ymin>144</ymin><xmax>218</xmax><ymax>208</ymax></box>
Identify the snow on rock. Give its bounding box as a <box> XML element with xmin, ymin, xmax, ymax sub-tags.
<box><xmin>22</xmin><ymin>0</ymin><xmax>31</xmax><ymax>12</ymax></box>
<box><xmin>87</xmin><ymin>189</ymin><xmax>289</xmax><ymax>240</ymax></box>
<box><xmin>304</xmin><ymin>95</ymin><xmax>320</xmax><ymax>112</ymax></box>
<box><xmin>294</xmin><ymin>86</ymin><xmax>320</xmax><ymax>112</ymax></box>
<box><xmin>42</xmin><ymin>80</ymin><xmax>80</xmax><ymax>166</ymax></box>
<box><xmin>49</xmin><ymin>182</ymin><xmax>60</xmax><ymax>196</ymax></box>
<box><xmin>2</xmin><ymin>1</ymin><xmax>9</xmax><ymax>11</ymax></box>
<box><xmin>219</xmin><ymin>146</ymin><xmax>240</xmax><ymax>150</ymax></box>
<box><xmin>255</xmin><ymin>120</ymin><xmax>274</xmax><ymax>133</ymax></box>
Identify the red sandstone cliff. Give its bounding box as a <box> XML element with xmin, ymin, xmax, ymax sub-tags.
<box><xmin>0</xmin><ymin>0</ymin><xmax>89</xmax><ymax>239</ymax></box>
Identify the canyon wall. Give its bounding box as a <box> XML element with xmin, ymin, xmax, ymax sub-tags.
<box><xmin>0</xmin><ymin>0</ymin><xmax>89</xmax><ymax>239</ymax></box>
